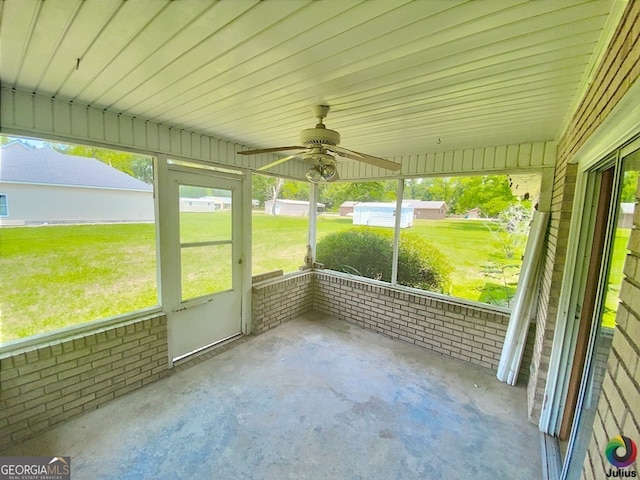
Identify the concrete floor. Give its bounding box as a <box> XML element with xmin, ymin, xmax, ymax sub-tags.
<box><xmin>2</xmin><ymin>313</ymin><xmax>542</xmax><ymax>479</ymax></box>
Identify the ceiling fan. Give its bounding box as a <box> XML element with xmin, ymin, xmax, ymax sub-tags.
<box><xmin>238</xmin><ymin>105</ymin><xmax>402</xmax><ymax>182</ymax></box>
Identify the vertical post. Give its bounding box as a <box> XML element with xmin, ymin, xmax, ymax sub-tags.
<box><xmin>391</xmin><ymin>179</ymin><xmax>404</xmax><ymax>285</ymax></box>
<box><xmin>308</xmin><ymin>182</ymin><xmax>318</xmax><ymax>264</ymax></box>
<box><xmin>241</xmin><ymin>170</ymin><xmax>253</xmax><ymax>335</ymax></box>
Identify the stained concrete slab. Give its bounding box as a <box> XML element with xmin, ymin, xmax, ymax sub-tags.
<box><xmin>2</xmin><ymin>313</ymin><xmax>542</xmax><ymax>479</ymax></box>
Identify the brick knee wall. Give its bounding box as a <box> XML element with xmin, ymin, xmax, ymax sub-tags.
<box><xmin>313</xmin><ymin>270</ymin><xmax>534</xmax><ymax>377</ymax></box>
<box><xmin>251</xmin><ymin>270</ymin><xmax>535</xmax><ymax>377</ymax></box>
<box><xmin>0</xmin><ymin>314</ymin><xmax>169</xmax><ymax>450</ymax></box>
<box><xmin>252</xmin><ymin>271</ymin><xmax>314</xmax><ymax>334</ymax></box>
<box><xmin>1</xmin><ymin>270</ymin><xmax>536</xmax><ymax>450</ymax></box>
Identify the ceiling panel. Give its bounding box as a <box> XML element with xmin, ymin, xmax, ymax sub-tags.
<box><xmin>0</xmin><ymin>0</ymin><xmax>620</xmax><ymax>159</ymax></box>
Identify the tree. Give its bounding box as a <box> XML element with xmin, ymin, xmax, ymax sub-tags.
<box><xmin>252</xmin><ymin>174</ymin><xmax>287</xmax><ymax>214</ymax></box>
<box><xmin>620</xmin><ymin>170</ymin><xmax>639</xmax><ymax>203</ymax></box>
<box><xmin>455</xmin><ymin>175</ymin><xmax>515</xmax><ymax>217</ymax></box>
<box><xmin>269</xmin><ymin>178</ymin><xmax>285</xmax><ymax>215</ymax></box>
<box><xmin>426</xmin><ymin>177</ymin><xmax>460</xmax><ymax>211</ymax></box>
<box><xmin>484</xmin><ymin>203</ymin><xmax>533</xmax><ymax>259</ymax></box>
<box><xmin>418</xmin><ymin>175</ymin><xmax>516</xmax><ymax>217</ymax></box>
<box><xmin>251</xmin><ymin>174</ymin><xmax>274</xmax><ymax>206</ymax></box>
<box><xmin>280</xmin><ymin>180</ymin><xmax>309</xmax><ymax>200</ymax></box>
<box><xmin>318</xmin><ymin>180</ymin><xmax>396</xmax><ymax>211</ymax></box>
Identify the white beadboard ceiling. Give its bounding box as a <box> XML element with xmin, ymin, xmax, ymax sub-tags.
<box><xmin>0</xmin><ymin>0</ymin><xmax>621</xmax><ymax>159</ymax></box>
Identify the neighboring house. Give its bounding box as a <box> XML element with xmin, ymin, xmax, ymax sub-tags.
<box><xmin>343</xmin><ymin>200</ymin><xmax>446</xmax><ymax>220</ymax></box>
<box><xmin>0</xmin><ymin>142</ymin><xmax>153</xmax><ymax>225</ymax></box>
<box><xmin>179</xmin><ymin>196</ymin><xmax>232</xmax><ymax>212</ymax></box>
<box><xmin>339</xmin><ymin>201</ymin><xmax>358</xmax><ymax>216</ymax></box>
<box><xmin>352</xmin><ymin>202</ymin><xmax>414</xmax><ymax>228</ymax></box>
<box><xmin>618</xmin><ymin>202</ymin><xmax>635</xmax><ymax>228</ymax></box>
<box><xmin>465</xmin><ymin>207</ymin><xmax>482</xmax><ymax>219</ymax></box>
<box><xmin>264</xmin><ymin>199</ymin><xmax>326</xmax><ymax>216</ymax></box>
<box><xmin>410</xmin><ymin>200</ymin><xmax>448</xmax><ymax>220</ymax></box>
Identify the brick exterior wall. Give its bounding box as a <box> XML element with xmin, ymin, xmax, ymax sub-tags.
<box><xmin>0</xmin><ymin>314</ymin><xmax>169</xmax><ymax>450</ymax></box>
<box><xmin>528</xmin><ymin>162</ymin><xmax>577</xmax><ymax>420</ymax></box>
<box><xmin>528</xmin><ymin>0</ymin><xmax>640</xmax><ymax>423</ymax></box>
<box><xmin>252</xmin><ymin>271</ymin><xmax>314</xmax><ymax>334</ymax></box>
<box><xmin>581</xmin><ymin>181</ymin><xmax>640</xmax><ymax>479</ymax></box>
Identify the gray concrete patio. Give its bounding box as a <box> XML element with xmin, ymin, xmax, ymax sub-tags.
<box><xmin>2</xmin><ymin>313</ymin><xmax>542</xmax><ymax>479</ymax></box>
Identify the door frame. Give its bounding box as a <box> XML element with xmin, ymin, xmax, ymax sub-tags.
<box><xmin>558</xmin><ymin>166</ymin><xmax>615</xmax><ymax>440</ymax></box>
<box><xmin>156</xmin><ymin>155</ymin><xmax>253</xmax><ymax>364</ymax></box>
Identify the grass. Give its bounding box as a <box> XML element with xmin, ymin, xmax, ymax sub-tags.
<box><xmin>0</xmin><ymin>224</ymin><xmax>158</xmax><ymax>341</ymax></box>
<box><xmin>0</xmin><ymin>214</ymin><xmax>630</xmax><ymax>342</ymax></box>
<box><xmin>602</xmin><ymin>228</ymin><xmax>631</xmax><ymax>328</ymax></box>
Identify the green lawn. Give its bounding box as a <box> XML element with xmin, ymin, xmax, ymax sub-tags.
<box><xmin>0</xmin><ymin>223</ymin><xmax>158</xmax><ymax>341</ymax></box>
<box><xmin>0</xmin><ymin>215</ymin><xmax>630</xmax><ymax>342</ymax></box>
<box><xmin>602</xmin><ymin>228</ymin><xmax>631</xmax><ymax>328</ymax></box>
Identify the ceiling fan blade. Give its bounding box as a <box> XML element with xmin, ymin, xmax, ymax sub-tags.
<box><xmin>323</xmin><ymin>144</ymin><xmax>402</xmax><ymax>171</ymax></box>
<box><xmin>257</xmin><ymin>154</ymin><xmax>300</xmax><ymax>171</ymax></box>
<box><xmin>238</xmin><ymin>146</ymin><xmax>306</xmax><ymax>155</ymax></box>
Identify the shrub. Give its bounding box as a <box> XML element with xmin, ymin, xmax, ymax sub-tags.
<box><xmin>316</xmin><ymin>227</ymin><xmax>452</xmax><ymax>292</ymax></box>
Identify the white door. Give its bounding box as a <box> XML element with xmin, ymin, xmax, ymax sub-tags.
<box><xmin>164</xmin><ymin>168</ymin><xmax>243</xmax><ymax>361</ymax></box>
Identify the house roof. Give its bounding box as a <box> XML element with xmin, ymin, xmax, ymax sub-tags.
<box><xmin>408</xmin><ymin>200</ymin><xmax>447</xmax><ymax>210</ymax></box>
<box><xmin>0</xmin><ymin>143</ymin><xmax>152</xmax><ymax>191</ymax></box>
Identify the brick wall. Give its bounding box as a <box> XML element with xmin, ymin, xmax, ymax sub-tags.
<box><xmin>0</xmin><ymin>314</ymin><xmax>169</xmax><ymax>450</ymax></box>
<box><xmin>250</xmin><ymin>270</ymin><xmax>534</xmax><ymax>377</ymax></box>
<box><xmin>581</xmin><ymin>181</ymin><xmax>640</xmax><ymax>479</ymax></box>
<box><xmin>528</xmin><ymin>0</ymin><xmax>640</xmax><ymax>422</ymax></box>
<box><xmin>313</xmin><ymin>271</ymin><xmax>534</xmax><ymax>377</ymax></box>
<box><xmin>252</xmin><ymin>271</ymin><xmax>314</xmax><ymax>334</ymax></box>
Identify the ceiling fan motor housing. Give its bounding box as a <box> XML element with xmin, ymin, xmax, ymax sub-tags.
<box><xmin>300</xmin><ymin>127</ymin><xmax>340</xmax><ymax>146</ymax></box>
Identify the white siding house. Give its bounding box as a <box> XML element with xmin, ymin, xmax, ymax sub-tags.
<box><xmin>619</xmin><ymin>202</ymin><xmax>635</xmax><ymax>228</ymax></box>
<box><xmin>352</xmin><ymin>202</ymin><xmax>414</xmax><ymax>228</ymax></box>
<box><xmin>0</xmin><ymin>142</ymin><xmax>153</xmax><ymax>225</ymax></box>
<box><xmin>179</xmin><ymin>196</ymin><xmax>232</xmax><ymax>212</ymax></box>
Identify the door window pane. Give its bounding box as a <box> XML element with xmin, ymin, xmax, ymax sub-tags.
<box><xmin>179</xmin><ymin>184</ymin><xmax>234</xmax><ymax>301</ymax></box>
<box><xmin>181</xmin><ymin>244</ymin><xmax>233</xmax><ymax>300</ymax></box>
<box><xmin>179</xmin><ymin>186</ymin><xmax>232</xmax><ymax>243</ymax></box>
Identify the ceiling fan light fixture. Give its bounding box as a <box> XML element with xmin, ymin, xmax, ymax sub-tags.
<box><xmin>305</xmin><ymin>166</ymin><xmax>322</xmax><ymax>183</ymax></box>
<box><xmin>319</xmin><ymin>163</ymin><xmax>336</xmax><ymax>180</ymax></box>
<box><xmin>238</xmin><ymin>105</ymin><xmax>402</xmax><ymax>173</ymax></box>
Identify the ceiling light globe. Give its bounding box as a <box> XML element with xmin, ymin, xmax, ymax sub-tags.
<box><xmin>320</xmin><ymin>163</ymin><xmax>336</xmax><ymax>180</ymax></box>
<box><xmin>306</xmin><ymin>166</ymin><xmax>322</xmax><ymax>183</ymax></box>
